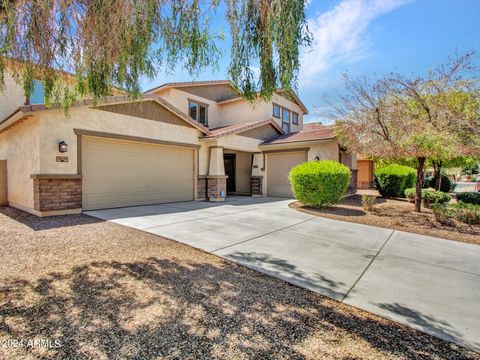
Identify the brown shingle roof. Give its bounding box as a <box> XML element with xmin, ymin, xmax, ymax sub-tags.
<box><xmin>205</xmin><ymin>119</ymin><xmax>283</xmax><ymax>138</ymax></box>
<box><xmin>261</xmin><ymin>123</ymin><xmax>335</xmax><ymax>145</ymax></box>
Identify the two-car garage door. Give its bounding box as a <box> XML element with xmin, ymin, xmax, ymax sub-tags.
<box><xmin>82</xmin><ymin>136</ymin><xmax>194</xmax><ymax>210</ymax></box>
<box><xmin>267</xmin><ymin>151</ymin><xmax>307</xmax><ymax>198</ymax></box>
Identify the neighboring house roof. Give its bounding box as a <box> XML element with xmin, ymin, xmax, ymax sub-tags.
<box><xmin>0</xmin><ymin>94</ymin><xmax>210</xmax><ymax>135</ymax></box>
<box><xmin>261</xmin><ymin>123</ymin><xmax>335</xmax><ymax>145</ymax></box>
<box><xmin>203</xmin><ymin>119</ymin><xmax>283</xmax><ymax>139</ymax></box>
<box><xmin>144</xmin><ymin>80</ymin><xmax>231</xmax><ymax>93</ymax></box>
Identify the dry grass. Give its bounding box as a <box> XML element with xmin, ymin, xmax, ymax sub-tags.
<box><xmin>290</xmin><ymin>195</ymin><xmax>480</xmax><ymax>245</ymax></box>
<box><xmin>0</xmin><ymin>206</ymin><xmax>478</xmax><ymax>359</ymax></box>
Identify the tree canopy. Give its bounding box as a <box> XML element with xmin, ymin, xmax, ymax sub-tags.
<box><xmin>0</xmin><ymin>0</ymin><xmax>311</xmax><ymax>107</ymax></box>
<box><xmin>329</xmin><ymin>51</ymin><xmax>480</xmax><ymax>211</ymax></box>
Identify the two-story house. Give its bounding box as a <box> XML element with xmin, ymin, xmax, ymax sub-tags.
<box><xmin>0</xmin><ymin>74</ymin><xmax>357</xmax><ymax>217</ymax></box>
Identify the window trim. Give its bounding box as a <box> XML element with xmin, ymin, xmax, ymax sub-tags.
<box><xmin>292</xmin><ymin>111</ymin><xmax>299</xmax><ymax>125</ymax></box>
<box><xmin>272</xmin><ymin>103</ymin><xmax>281</xmax><ymax>118</ymax></box>
<box><xmin>187</xmin><ymin>98</ymin><xmax>209</xmax><ymax>126</ymax></box>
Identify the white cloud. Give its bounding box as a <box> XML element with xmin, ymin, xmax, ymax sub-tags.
<box><xmin>300</xmin><ymin>0</ymin><xmax>410</xmax><ymax>86</ymax></box>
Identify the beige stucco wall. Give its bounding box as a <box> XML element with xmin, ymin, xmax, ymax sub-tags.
<box><xmin>0</xmin><ymin>73</ymin><xmax>26</xmax><ymax>121</ymax></box>
<box><xmin>38</xmin><ymin>104</ymin><xmax>203</xmax><ymax>174</ymax></box>
<box><xmin>2</xmin><ymin>117</ymin><xmax>40</xmax><ymax>210</ymax></box>
<box><xmin>153</xmin><ymin>87</ymin><xmax>305</xmax><ymax>132</ymax></box>
<box><xmin>217</xmin><ymin>93</ymin><xmax>304</xmax><ymax>132</ymax></box>
<box><xmin>308</xmin><ymin>140</ymin><xmax>339</xmax><ymax>162</ymax></box>
<box><xmin>154</xmin><ymin>88</ymin><xmax>221</xmax><ymax>128</ymax></box>
<box><xmin>216</xmin><ymin>134</ymin><xmax>264</xmax><ymax>152</ymax></box>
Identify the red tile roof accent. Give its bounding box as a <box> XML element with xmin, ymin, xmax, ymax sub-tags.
<box><xmin>205</xmin><ymin>119</ymin><xmax>283</xmax><ymax>138</ymax></box>
<box><xmin>262</xmin><ymin>123</ymin><xmax>335</xmax><ymax>145</ymax></box>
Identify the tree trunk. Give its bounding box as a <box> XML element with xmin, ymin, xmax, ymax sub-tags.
<box><xmin>415</xmin><ymin>157</ymin><xmax>426</xmax><ymax>212</ymax></box>
<box><xmin>432</xmin><ymin>159</ymin><xmax>443</xmax><ymax>191</ymax></box>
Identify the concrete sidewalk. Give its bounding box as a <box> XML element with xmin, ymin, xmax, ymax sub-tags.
<box><xmin>87</xmin><ymin>196</ymin><xmax>480</xmax><ymax>352</ymax></box>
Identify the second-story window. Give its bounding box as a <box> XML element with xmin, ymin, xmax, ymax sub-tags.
<box><xmin>292</xmin><ymin>112</ymin><xmax>299</xmax><ymax>125</ymax></box>
<box><xmin>30</xmin><ymin>80</ymin><xmax>45</xmax><ymax>104</ymax></box>
<box><xmin>188</xmin><ymin>100</ymin><xmax>208</xmax><ymax>126</ymax></box>
<box><xmin>282</xmin><ymin>108</ymin><xmax>290</xmax><ymax>133</ymax></box>
<box><xmin>273</xmin><ymin>103</ymin><xmax>280</xmax><ymax>118</ymax></box>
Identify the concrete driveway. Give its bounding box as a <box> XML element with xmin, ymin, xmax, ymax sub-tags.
<box><xmin>86</xmin><ymin>196</ymin><xmax>480</xmax><ymax>352</ymax></box>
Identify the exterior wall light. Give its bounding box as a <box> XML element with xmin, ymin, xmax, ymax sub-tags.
<box><xmin>58</xmin><ymin>141</ymin><xmax>68</xmax><ymax>153</ymax></box>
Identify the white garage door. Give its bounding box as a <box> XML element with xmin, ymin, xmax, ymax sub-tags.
<box><xmin>82</xmin><ymin>136</ymin><xmax>194</xmax><ymax>210</ymax></box>
<box><xmin>267</xmin><ymin>151</ymin><xmax>307</xmax><ymax>198</ymax></box>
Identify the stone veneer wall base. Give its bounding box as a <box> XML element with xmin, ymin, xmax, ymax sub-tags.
<box><xmin>250</xmin><ymin>176</ymin><xmax>263</xmax><ymax>197</ymax></box>
<box><xmin>207</xmin><ymin>176</ymin><xmax>227</xmax><ymax>202</ymax></box>
<box><xmin>32</xmin><ymin>175</ymin><xmax>83</xmax><ymax>212</ymax></box>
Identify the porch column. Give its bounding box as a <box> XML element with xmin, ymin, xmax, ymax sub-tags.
<box><xmin>207</xmin><ymin>146</ymin><xmax>227</xmax><ymax>202</ymax></box>
<box><xmin>250</xmin><ymin>152</ymin><xmax>263</xmax><ymax>197</ymax></box>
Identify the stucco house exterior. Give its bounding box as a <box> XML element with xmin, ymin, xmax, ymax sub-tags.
<box><xmin>0</xmin><ymin>74</ymin><xmax>357</xmax><ymax>216</ymax></box>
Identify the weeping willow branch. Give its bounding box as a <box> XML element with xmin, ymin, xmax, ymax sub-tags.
<box><xmin>0</xmin><ymin>0</ymin><xmax>311</xmax><ymax>108</ymax></box>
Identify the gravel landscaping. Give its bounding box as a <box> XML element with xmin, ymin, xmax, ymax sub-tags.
<box><xmin>290</xmin><ymin>195</ymin><xmax>480</xmax><ymax>245</ymax></box>
<box><xmin>0</xmin><ymin>205</ymin><xmax>478</xmax><ymax>359</ymax></box>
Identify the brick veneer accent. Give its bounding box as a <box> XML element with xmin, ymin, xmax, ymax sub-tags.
<box><xmin>33</xmin><ymin>178</ymin><xmax>82</xmax><ymax>211</ymax></box>
<box><xmin>250</xmin><ymin>176</ymin><xmax>263</xmax><ymax>196</ymax></box>
<box><xmin>347</xmin><ymin>169</ymin><xmax>358</xmax><ymax>194</ymax></box>
<box><xmin>197</xmin><ymin>176</ymin><xmax>207</xmax><ymax>200</ymax></box>
<box><xmin>207</xmin><ymin>176</ymin><xmax>227</xmax><ymax>202</ymax></box>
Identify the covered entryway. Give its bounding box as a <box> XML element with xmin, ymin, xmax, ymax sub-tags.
<box><xmin>267</xmin><ymin>150</ymin><xmax>307</xmax><ymax>197</ymax></box>
<box><xmin>82</xmin><ymin>136</ymin><xmax>195</xmax><ymax>210</ymax></box>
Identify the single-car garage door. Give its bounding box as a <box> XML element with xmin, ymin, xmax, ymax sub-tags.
<box><xmin>82</xmin><ymin>136</ymin><xmax>194</xmax><ymax>210</ymax></box>
<box><xmin>267</xmin><ymin>151</ymin><xmax>307</xmax><ymax>197</ymax></box>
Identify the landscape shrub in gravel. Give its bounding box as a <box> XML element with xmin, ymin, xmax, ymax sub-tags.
<box><xmin>375</xmin><ymin>164</ymin><xmax>416</xmax><ymax>198</ymax></box>
<box><xmin>422</xmin><ymin>190</ymin><xmax>451</xmax><ymax>208</ymax></box>
<box><xmin>361</xmin><ymin>194</ymin><xmax>377</xmax><ymax>211</ymax></box>
<box><xmin>452</xmin><ymin>202</ymin><xmax>480</xmax><ymax>225</ymax></box>
<box><xmin>289</xmin><ymin>160</ymin><xmax>351</xmax><ymax>207</ymax></box>
<box><xmin>456</xmin><ymin>192</ymin><xmax>480</xmax><ymax>205</ymax></box>
<box><xmin>405</xmin><ymin>188</ymin><xmax>451</xmax><ymax>208</ymax></box>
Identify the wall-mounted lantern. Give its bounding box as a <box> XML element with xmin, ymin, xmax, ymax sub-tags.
<box><xmin>58</xmin><ymin>141</ymin><xmax>68</xmax><ymax>153</ymax></box>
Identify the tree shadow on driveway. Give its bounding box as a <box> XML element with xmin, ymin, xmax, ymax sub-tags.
<box><xmin>0</xmin><ymin>257</ymin><xmax>476</xmax><ymax>359</ymax></box>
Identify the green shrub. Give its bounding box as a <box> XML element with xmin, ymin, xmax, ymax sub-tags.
<box><xmin>422</xmin><ymin>189</ymin><xmax>451</xmax><ymax>208</ymax></box>
<box><xmin>456</xmin><ymin>192</ymin><xmax>480</xmax><ymax>205</ymax></box>
<box><xmin>405</xmin><ymin>188</ymin><xmax>416</xmax><ymax>202</ymax></box>
<box><xmin>374</xmin><ymin>164</ymin><xmax>416</xmax><ymax>198</ymax></box>
<box><xmin>451</xmin><ymin>202</ymin><xmax>480</xmax><ymax>225</ymax></box>
<box><xmin>361</xmin><ymin>194</ymin><xmax>377</xmax><ymax>211</ymax></box>
<box><xmin>429</xmin><ymin>175</ymin><xmax>454</xmax><ymax>192</ymax></box>
<box><xmin>289</xmin><ymin>160</ymin><xmax>351</xmax><ymax>207</ymax></box>
<box><xmin>404</xmin><ymin>188</ymin><xmax>451</xmax><ymax>207</ymax></box>
<box><xmin>431</xmin><ymin>204</ymin><xmax>456</xmax><ymax>226</ymax></box>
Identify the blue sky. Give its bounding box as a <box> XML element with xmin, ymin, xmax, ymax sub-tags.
<box><xmin>141</xmin><ymin>0</ymin><xmax>480</xmax><ymax>123</ymax></box>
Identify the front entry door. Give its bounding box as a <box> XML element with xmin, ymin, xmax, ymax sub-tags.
<box><xmin>224</xmin><ymin>154</ymin><xmax>236</xmax><ymax>193</ymax></box>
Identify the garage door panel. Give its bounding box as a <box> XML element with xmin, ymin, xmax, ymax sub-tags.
<box><xmin>267</xmin><ymin>151</ymin><xmax>307</xmax><ymax>198</ymax></box>
<box><xmin>82</xmin><ymin>136</ymin><xmax>194</xmax><ymax>210</ymax></box>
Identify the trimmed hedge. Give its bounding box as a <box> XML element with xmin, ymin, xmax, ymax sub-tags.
<box><xmin>374</xmin><ymin>164</ymin><xmax>416</xmax><ymax>197</ymax></box>
<box><xmin>289</xmin><ymin>160</ymin><xmax>351</xmax><ymax>207</ymax></box>
<box><xmin>456</xmin><ymin>192</ymin><xmax>480</xmax><ymax>205</ymax></box>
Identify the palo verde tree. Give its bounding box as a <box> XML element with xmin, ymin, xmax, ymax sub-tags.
<box><xmin>330</xmin><ymin>51</ymin><xmax>480</xmax><ymax>212</ymax></box>
<box><xmin>0</xmin><ymin>0</ymin><xmax>311</xmax><ymax>108</ymax></box>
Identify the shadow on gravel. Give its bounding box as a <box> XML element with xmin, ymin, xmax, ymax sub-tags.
<box><xmin>0</xmin><ymin>206</ymin><xmax>104</xmax><ymax>231</ymax></box>
<box><xmin>0</xmin><ymin>257</ymin><xmax>476</xmax><ymax>359</ymax></box>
